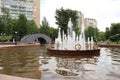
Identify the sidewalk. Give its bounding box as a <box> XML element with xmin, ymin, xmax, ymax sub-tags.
<box><xmin>0</xmin><ymin>43</ymin><xmax>40</xmax><ymax>49</ymax></box>
<box><xmin>0</xmin><ymin>74</ymin><xmax>39</xmax><ymax>80</ymax></box>
<box><xmin>0</xmin><ymin>45</ymin><xmax>15</xmax><ymax>48</ymax></box>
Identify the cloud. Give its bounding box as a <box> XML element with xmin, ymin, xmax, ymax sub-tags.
<box><xmin>41</xmin><ymin>0</ymin><xmax>120</xmax><ymax>31</ymax></box>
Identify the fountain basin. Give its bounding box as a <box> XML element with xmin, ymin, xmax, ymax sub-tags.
<box><xmin>47</xmin><ymin>48</ymin><xmax>100</xmax><ymax>56</ymax></box>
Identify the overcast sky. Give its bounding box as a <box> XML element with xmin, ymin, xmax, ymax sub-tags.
<box><xmin>40</xmin><ymin>0</ymin><xmax>120</xmax><ymax>31</ymax></box>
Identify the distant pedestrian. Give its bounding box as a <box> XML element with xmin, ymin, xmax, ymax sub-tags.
<box><xmin>106</xmin><ymin>39</ymin><xmax>110</xmax><ymax>45</ymax></box>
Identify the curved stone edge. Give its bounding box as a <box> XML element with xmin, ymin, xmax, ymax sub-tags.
<box><xmin>0</xmin><ymin>43</ymin><xmax>40</xmax><ymax>50</ymax></box>
<box><xmin>21</xmin><ymin>33</ymin><xmax>52</xmax><ymax>44</ymax></box>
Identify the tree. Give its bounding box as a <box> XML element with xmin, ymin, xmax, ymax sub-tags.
<box><xmin>109</xmin><ymin>23</ymin><xmax>120</xmax><ymax>43</ymax></box>
<box><xmin>109</xmin><ymin>34</ymin><xmax>120</xmax><ymax>44</ymax></box>
<box><xmin>27</xmin><ymin>20</ymin><xmax>39</xmax><ymax>34</ymax></box>
<box><xmin>40</xmin><ymin>17</ymin><xmax>49</xmax><ymax>27</ymax></box>
<box><xmin>17</xmin><ymin>14</ymin><xmax>27</xmax><ymax>38</ymax></box>
<box><xmin>40</xmin><ymin>17</ymin><xmax>58</xmax><ymax>41</ymax></box>
<box><xmin>1</xmin><ymin>7</ymin><xmax>12</xmax><ymax>35</ymax></box>
<box><xmin>110</xmin><ymin>23</ymin><xmax>120</xmax><ymax>35</ymax></box>
<box><xmin>85</xmin><ymin>26</ymin><xmax>99</xmax><ymax>40</ymax></box>
<box><xmin>98</xmin><ymin>31</ymin><xmax>105</xmax><ymax>41</ymax></box>
<box><xmin>105</xmin><ymin>23</ymin><xmax>120</xmax><ymax>43</ymax></box>
<box><xmin>11</xmin><ymin>19</ymin><xmax>18</xmax><ymax>34</ymax></box>
<box><xmin>55</xmin><ymin>7</ymin><xmax>79</xmax><ymax>35</ymax></box>
<box><xmin>0</xmin><ymin>16</ymin><xmax>4</xmax><ymax>34</ymax></box>
<box><xmin>105</xmin><ymin>27</ymin><xmax>111</xmax><ymax>40</ymax></box>
<box><xmin>49</xmin><ymin>27</ymin><xmax>58</xmax><ymax>41</ymax></box>
<box><xmin>40</xmin><ymin>17</ymin><xmax>50</xmax><ymax>35</ymax></box>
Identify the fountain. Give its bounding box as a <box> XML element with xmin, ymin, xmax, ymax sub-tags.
<box><xmin>47</xmin><ymin>18</ymin><xmax>100</xmax><ymax>56</ymax></box>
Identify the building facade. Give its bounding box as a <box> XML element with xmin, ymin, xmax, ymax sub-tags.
<box><xmin>0</xmin><ymin>0</ymin><xmax>40</xmax><ymax>27</ymax></box>
<box><xmin>77</xmin><ymin>11</ymin><xmax>97</xmax><ymax>30</ymax></box>
<box><xmin>84</xmin><ymin>18</ymin><xmax>97</xmax><ymax>28</ymax></box>
<box><xmin>77</xmin><ymin>11</ymin><xmax>83</xmax><ymax>28</ymax></box>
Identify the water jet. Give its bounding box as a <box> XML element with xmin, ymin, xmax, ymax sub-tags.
<box><xmin>47</xmin><ymin>18</ymin><xmax>100</xmax><ymax>56</ymax></box>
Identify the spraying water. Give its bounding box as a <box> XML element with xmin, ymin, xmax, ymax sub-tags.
<box><xmin>55</xmin><ymin>18</ymin><xmax>94</xmax><ymax>50</ymax></box>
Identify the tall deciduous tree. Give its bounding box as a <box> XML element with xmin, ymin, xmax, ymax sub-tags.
<box><xmin>110</xmin><ymin>23</ymin><xmax>120</xmax><ymax>35</ymax></box>
<box><xmin>40</xmin><ymin>17</ymin><xmax>58</xmax><ymax>41</ymax></box>
<box><xmin>0</xmin><ymin>16</ymin><xmax>4</xmax><ymax>34</ymax></box>
<box><xmin>41</xmin><ymin>17</ymin><xmax>49</xmax><ymax>27</ymax></box>
<box><xmin>98</xmin><ymin>31</ymin><xmax>105</xmax><ymax>41</ymax></box>
<box><xmin>105</xmin><ymin>27</ymin><xmax>111</xmax><ymax>40</ymax></box>
<box><xmin>55</xmin><ymin>7</ymin><xmax>79</xmax><ymax>35</ymax></box>
<box><xmin>109</xmin><ymin>23</ymin><xmax>120</xmax><ymax>43</ymax></box>
<box><xmin>17</xmin><ymin>14</ymin><xmax>27</xmax><ymax>38</ymax></box>
<box><xmin>27</xmin><ymin>20</ymin><xmax>39</xmax><ymax>34</ymax></box>
<box><xmin>1</xmin><ymin>7</ymin><xmax>12</xmax><ymax>35</ymax></box>
<box><xmin>40</xmin><ymin>17</ymin><xmax>50</xmax><ymax>35</ymax></box>
<box><xmin>85</xmin><ymin>26</ymin><xmax>99</xmax><ymax>40</ymax></box>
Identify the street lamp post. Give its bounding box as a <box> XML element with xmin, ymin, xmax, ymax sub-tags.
<box><xmin>15</xmin><ymin>31</ymin><xmax>17</xmax><ymax>42</ymax></box>
<box><xmin>13</xmin><ymin>31</ymin><xmax>17</xmax><ymax>43</ymax></box>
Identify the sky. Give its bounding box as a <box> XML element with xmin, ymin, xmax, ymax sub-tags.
<box><xmin>40</xmin><ymin>0</ymin><xmax>120</xmax><ymax>31</ymax></box>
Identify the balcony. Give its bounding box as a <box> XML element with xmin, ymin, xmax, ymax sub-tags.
<box><xmin>11</xmin><ymin>10</ymin><xmax>18</xmax><ymax>14</ymax></box>
<box><xmin>19</xmin><ymin>12</ymin><xmax>26</xmax><ymax>14</ymax></box>
<box><xmin>19</xmin><ymin>1</ymin><xmax>26</xmax><ymax>7</ymax></box>
<box><xmin>26</xmin><ymin>8</ymin><xmax>33</xmax><ymax>11</ymax></box>
<box><xmin>10</xmin><ymin>7</ymin><xmax>19</xmax><ymax>11</ymax></box>
<box><xmin>11</xmin><ymin>1</ymin><xmax>19</xmax><ymax>6</ymax></box>
<box><xmin>19</xmin><ymin>8</ymin><xmax>26</xmax><ymax>11</ymax></box>
<box><xmin>26</xmin><ymin>0</ymin><xmax>33</xmax><ymax>3</ymax></box>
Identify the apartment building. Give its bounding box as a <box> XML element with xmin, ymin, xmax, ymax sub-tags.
<box><xmin>0</xmin><ymin>0</ymin><xmax>40</xmax><ymax>27</ymax></box>
<box><xmin>77</xmin><ymin>11</ymin><xmax>98</xmax><ymax>30</ymax></box>
<box><xmin>77</xmin><ymin>11</ymin><xmax>83</xmax><ymax>28</ymax></box>
<box><xmin>84</xmin><ymin>18</ymin><xmax>97</xmax><ymax>28</ymax></box>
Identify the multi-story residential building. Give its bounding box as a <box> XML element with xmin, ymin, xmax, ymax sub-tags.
<box><xmin>77</xmin><ymin>11</ymin><xmax>83</xmax><ymax>28</ymax></box>
<box><xmin>0</xmin><ymin>0</ymin><xmax>40</xmax><ymax>27</ymax></box>
<box><xmin>77</xmin><ymin>11</ymin><xmax>86</xmax><ymax>32</ymax></box>
<box><xmin>84</xmin><ymin>18</ymin><xmax>97</xmax><ymax>28</ymax></box>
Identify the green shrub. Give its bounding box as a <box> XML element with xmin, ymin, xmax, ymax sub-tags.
<box><xmin>0</xmin><ymin>36</ymin><xmax>12</xmax><ymax>41</ymax></box>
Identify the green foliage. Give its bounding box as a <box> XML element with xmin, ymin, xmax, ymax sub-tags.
<box><xmin>1</xmin><ymin>7</ymin><xmax>10</xmax><ymax>14</ymax></box>
<box><xmin>105</xmin><ymin>23</ymin><xmax>120</xmax><ymax>43</ymax></box>
<box><xmin>0</xmin><ymin>36</ymin><xmax>12</xmax><ymax>41</ymax></box>
<box><xmin>39</xmin><ymin>26</ymin><xmax>58</xmax><ymax>41</ymax></box>
<box><xmin>17</xmin><ymin>14</ymin><xmax>27</xmax><ymax>38</ymax></box>
<box><xmin>85</xmin><ymin>26</ymin><xmax>99</xmax><ymax>40</ymax></box>
<box><xmin>98</xmin><ymin>31</ymin><xmax>105</xmax><ymax>41</ymax></box>
<box><xmin>49</xmin><ymin>27</ymin><xmax>58</xmax><ymax>40</ymax></box>
<box><xmin>40</xmin><ymin>17</ymin><xmax>58</xmax><ymax>41</ymax></box>
<box><xmin>0</xmin><ymin>17</ymin><xmax>4</xmax><ymax>33</ymax></box>
<box><xmin>110</xmin><ymin>23</ymin><xmax>120</xmax><ymax>35</ymax></box>
<box><xmin>55</xmin><ymin>7</ymin><xmax>79</xmax><ymax>35</ymax></box>
<box><xmin>109</xmin><ymin>34</ymin><xmax>120</xmax><ymax>44</ymax></box>
<box><xmin>1</xmin><ymin>7</ymin><xmax>13</xmax><ymax>35</ymax></box>
<box><xmin>41</xmin><ymin>17</ymin><xmax>49</xmax><ymax>27</ymax></box>
<box><xmin>27</xmin><ymin>20</ymin><xmax>39</xmax><ymax>34</ymax></box>
<box><xmin>0</xmin><ymin>12</ymin><xmax>39</xmax><ymax>41</ymax></box>
<box><xmin>105</xmin><ymin>27</ymin><xmax>111</xmax><ymax>40</ymax></box>
<box><xmin>40</xmin><ymin>17</ymin><xmax>51</xmax><ymax>35</ymax></box>
<box><xmin>11</xmin><ymin>19</ymin><xmax>18</xmax><ymax>34</ymax></box>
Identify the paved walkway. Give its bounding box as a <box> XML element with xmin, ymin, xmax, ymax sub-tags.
<box><xmin>0</xmin><ymin>43</ymin><xmax>40</xmax><ymax>48</ymax></box>
<box><xmin>0</xmin><ymin>45</ymin><xmax>15</xmax><ymax>48</ymax></box>
<box><xmin>0</xmin><ymin>74</ymin><xmax>39</xmax><ymax>80</ymax></box>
